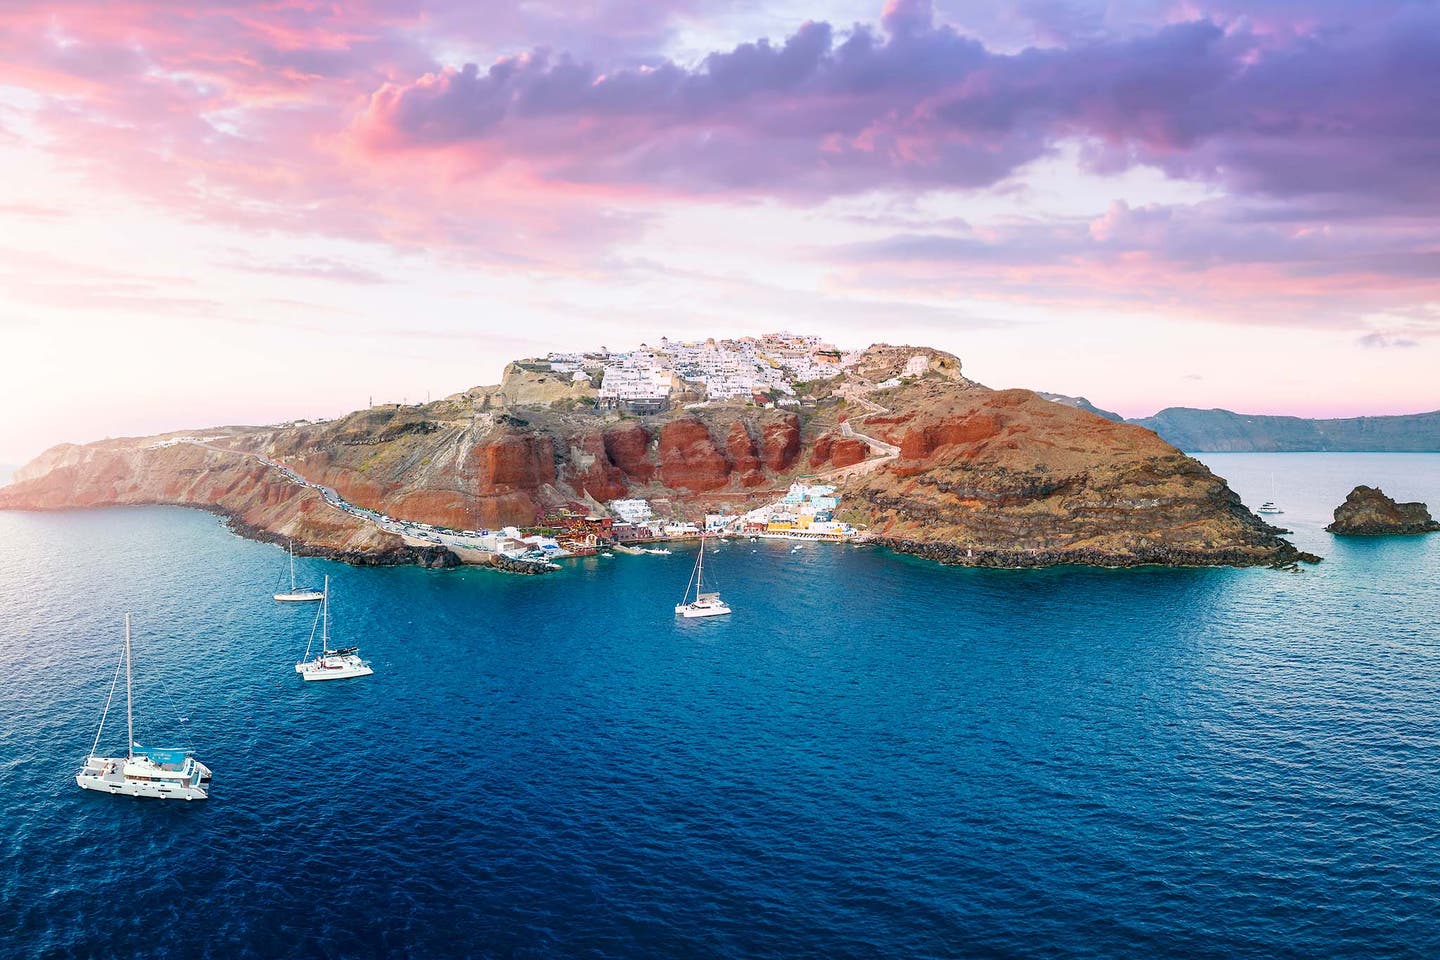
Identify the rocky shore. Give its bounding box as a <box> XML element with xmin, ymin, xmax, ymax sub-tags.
<box><xmin>1325</xmin><ymin>486</ymin><xmax>1440</xmax><ymax>535</ymax></box>
<box><xmin>224</xmin><ymin>513</ymin><xmax>461</xmax><ymax>568</ymax></box>
<box><xmin>874</xmin><ymin>536</ymin><xmax>1321</xmax><ymax>570</ymax></box>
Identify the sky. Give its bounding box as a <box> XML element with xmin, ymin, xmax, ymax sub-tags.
<box><xmin>1</xmin><ymin>0</ymin><xmax>1437</xmax><ymax>462</ymax></box>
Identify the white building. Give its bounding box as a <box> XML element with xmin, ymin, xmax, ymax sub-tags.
<box><xmin>610</xmin><ymin>499</ymin><xmax>655</xmax><ymax>524</ymax></box>
<box><xmin>599</xmin><ymin>353</ymin><xmax>672</xmax><ymax>411</ymax></box>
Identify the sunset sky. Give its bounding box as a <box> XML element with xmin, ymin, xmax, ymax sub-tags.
<box><xmin>1</xmin><ymin>0</ymin><xmax>1436</xmax><ymax>462</ymax></box>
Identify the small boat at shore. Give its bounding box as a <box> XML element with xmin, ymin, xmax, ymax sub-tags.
<box><xmin>295</xmin><ymin>576</ymin><xmax>373</xmax><ymax>681</ymax></box>
<box><xmin>274</xmin><ymin>539</ymin><xmax>323</xmax><ymax>602</ymax></box>
<box><xmin>76</xmin><ymin>615</ymin><xmax>212</xmax><ymax>801</ymax></box>
<box><xmin>675</xmin><ymin>534</ymin><xmax>730</xmax><ymax>619</ymax></box>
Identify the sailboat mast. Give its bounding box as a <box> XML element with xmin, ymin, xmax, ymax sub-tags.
<box><xmin>124</xmin><ymin>613</ymin><xmax>134</xmax><ymax>759</ymax></box>
<box><xmin>289</xmin><ymin>540</ymin><xmax>297</xmax><ymax>592</ymax></box>
<box><xmin>322</xmin><ymin>575</ymin><xmax>330</xmax><ymax>652</ymax></box>
<box><xmin>695</xmin><ymin>532</ymin><xmax>704</xmax><ymax>600</ymax></box>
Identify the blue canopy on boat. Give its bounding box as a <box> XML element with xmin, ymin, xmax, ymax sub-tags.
<box><xmin>134</xmin><ymin>745</ymin><xmax>188</xmax><ymax>765</ymax></box>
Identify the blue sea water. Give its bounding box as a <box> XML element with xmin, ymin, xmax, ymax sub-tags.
<box><xmin>2</xmin><ymin>453</ymin><xmax>1439</xmax><ymax>959</ymax></box>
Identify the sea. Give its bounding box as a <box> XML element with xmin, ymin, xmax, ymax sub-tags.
<box><xmin>2</xmin><ymin>453</ymin><xmax>1438</xmax><ymax>959</ymax></box>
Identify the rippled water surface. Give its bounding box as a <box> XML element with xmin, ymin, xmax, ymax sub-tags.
<box><xmin>2</xmin><ymin>453</ymin><xmax>1439</xmax><ymax>958</ymax></box>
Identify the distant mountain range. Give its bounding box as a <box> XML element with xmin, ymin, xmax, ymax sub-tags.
<box><xmin>1132</xmin><ymin>408</ymin><xmax>1440</xmax><ymax>452</ymax></box>
<box><xmin>1042</xmin><ymin>395</ymin><xmax>1440</xmax><ymax>452</ymax></box>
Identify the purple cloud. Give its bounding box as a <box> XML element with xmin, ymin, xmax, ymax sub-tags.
<box><xmin>358</xmin><ymin>4</ymin><xmax>1440</xmax><ymax>211</ymax></box>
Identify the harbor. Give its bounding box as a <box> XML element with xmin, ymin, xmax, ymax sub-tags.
<box><xmin>166</xmin><ymin>439</ymin><xmax>860</xmax><ymax>573</ymax></box>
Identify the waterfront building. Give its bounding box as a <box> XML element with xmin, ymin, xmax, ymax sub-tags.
<box><xmin>610</xmin><ymin>499</ymin><xmax>655</xmax><ymax>524</ymax></box>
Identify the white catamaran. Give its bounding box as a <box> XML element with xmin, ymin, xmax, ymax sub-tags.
<box><xmin>1257</xmin><ymin>474</ymin><xmax>1284</xmax><ymax>515</ymax></box>
<box><xmin>274</xmin><ymin>539</ymin><xmax>324</xmax><ymax>602</ymax></box>
<box><xmin>76</xmin><ymin>615</ymin><xmax>212</xmax><ymax>801</ymax></box>
<box><xmin>295</xmin><ymin>576</ymin><xmax>374</xmax><ymax>681</ymax></box>
<box><xmin>675</xmin><ymin>534</ymin><xmax>732</xmax><ymax>618</ymax></box>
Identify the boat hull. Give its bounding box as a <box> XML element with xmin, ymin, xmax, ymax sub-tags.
<box><xmin>675</xmin><ymin>603</ymin><xmax>732</xmax><ymax>618</ymax></box>
<box><xmin>274</xmin><ymin>591</ymin><xmax>324</xmax><ymax>602</ymax></box>
<box><xmin>297</xmin><ymin>655</ymin><xmax>374</xmax><ymax>681</ymax></box>
<box><xmin>75</xmin><ymin>757</ymin><xmax>210</xmax><ymax>801</ymax></box>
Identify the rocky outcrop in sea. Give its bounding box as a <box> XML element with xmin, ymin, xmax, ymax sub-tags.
<box><xmin>1325</xmin><ymin>486</ymin><xmax>1440</xmax><ymax>535</ymax></box>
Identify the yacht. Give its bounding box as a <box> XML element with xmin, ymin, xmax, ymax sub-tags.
<box><xmin>76</xmin><ymin>615</ymin><xmax>212</xmax><ymax>801</ymax></box>
<box><xmin>675</xmin><ymin>534</ymin><xmax>731</xmax><ymax>618</ymax></box>
<box><xmin>1257</xmin><ymin>474</ymin><xmax>1284</xmax><ymax>515</ymax></box>
<box><xmin>274</xmin><ymin>539</ymin><xmax>324</xmax><ymax>602</ymax></box>
<box><xmin>295</xmin><ymin>576</ymin><xmax>374</xmax><ymax>681</ymax></box>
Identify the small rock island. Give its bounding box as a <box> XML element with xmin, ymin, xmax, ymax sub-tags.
<box><xmin>1326</xmin><ymin>485</ymin><xmax>1440</xmax><ymax>535</ymax></box>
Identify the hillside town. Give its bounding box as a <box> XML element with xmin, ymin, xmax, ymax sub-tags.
<box><xmin>543</xmin><ymin>332</ymin><xmax>860</xmax><ymax>413</ymax></box>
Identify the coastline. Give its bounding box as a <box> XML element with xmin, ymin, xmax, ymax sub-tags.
<box><xmin>872</xmin><ymin>535</ymin><xmax>1321</xmax><ymax>571</ymax></box>
<box><xmin>1</xmin><ymin>498</ymin><xmax>1320</xmax><ymax>573</ymax></box>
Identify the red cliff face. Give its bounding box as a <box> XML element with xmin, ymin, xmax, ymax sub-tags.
<box><xmin>658</xmin><ymin>417</ymin><xmax>731</xmax><ymax>492</ymax></box>
<box><xmin>844</xmin><ymin>381</ymin><xmax>1311</xmax><ymax>567</ymax></box>
<box><xmin>761</xmin><ymin>414</ymin><xmax>801</xmax><ymax>472</ymax></box>
<box><xmin>810</xmin><ymin>434</ymin><xmax>868</xmax><ymax>469</ymax></box>
<box><xmin>603</xmin><ymin>422</ymin><xmax>655</xmax><ymax>482</ymax></box>
<box><xmin>726</xmin><ymin>423</ymin><xmax>767</xmax><ymax>487</ymax></box>
<box><xmin>460</xmin><ymin>431</ymin><xmax>556</xmax><ymax>526</ymax></box>
<box><xmin>895</xmin><ymin>411</ymin><xmax>1005</xmax><ymax>467</ymax></box>
<box><xmin>571</xmin><ymin>432</ymin><xmax>630</xmax><ymax>503</ymax></box>
<box><xmin>477</xmin><ymin>432</ymin><xmax>555</xmax><ymax>489</ymax></box>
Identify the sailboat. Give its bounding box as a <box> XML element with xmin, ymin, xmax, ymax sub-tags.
<box><xmin>76</xmin><ymin>615</ymin><xmax>212</xmax><ymax>801</ymax></box>
<box><xmin>675</xmin><ymin>533</ymin><xmax>731</xmax><ymax>618</ymax></box>
<box><xmin>1257</xmin><ymin>474</ymin><xmax>1284</xmax><ymax>515</ymax></box>
<box><xmin>274</xmin><ymin>539</ymin><xmax>324</xmax><ymax>602</ymax></box>
<box><xmin>295</xmin><ymin>576</ymin><xmax>374</xmax><ymax>681</ymax></box>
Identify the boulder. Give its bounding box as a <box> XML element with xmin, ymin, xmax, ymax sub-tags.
<box><xmin>1326</xmin><ymin>485</ymin><xmax>1440</xmax><ymax>535</ymax></box>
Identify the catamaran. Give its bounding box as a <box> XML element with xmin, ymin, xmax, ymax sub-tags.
<box><xmin>675</xmin><ymin>534</ymin><xmax>731</xmax><ymax>618</ymax></box>
<box><xmin>274</xmin><ymin>539</ymin><xmax>324</xmax><ymax>602</ymax></box>
<box><xmin>1257</xmin><ymin>474</ymin><xmax>1284</xmax><ymax>515</ymax></box>
<box><xmin>76</xmin><ymin>615</ymin><xmax>212</xmax><ymax>801</ymax></box>
<box><xmin>295</xmin><ymin>576</ymin><xmax>374</xmax><ymax>681</ymax></box>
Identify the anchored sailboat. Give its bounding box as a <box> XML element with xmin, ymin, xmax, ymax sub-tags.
<box><xmin>1257</xmin><ymin>473</ymin><xmax>1285</xmax><ymax>515</ymax></box>
<box><xmin>295</xmin><ymin>576</ymin><xmax>374</xmax><ymax>681</ymax></box>
<box><xmin>76</xmin><ymin>615</ymin><xmax>212</xmax><ymax>801</ymax></box>
<box><xmin>675</xmin><ymin>533</ymin><xmax>731</xmax><ymax>618</ymax></box>
<box><xmin>274</xmin><ymin>539</ymin><xmax>324</xmax><ymax>602</ymax></box>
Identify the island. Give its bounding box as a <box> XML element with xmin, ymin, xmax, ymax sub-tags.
<box><xmin>0</xmin><ymin>339</ymin><xmax>1318</xmax><ymax>571</ymax></box>
<box><xmin>1326</xmin><ymin>486</ymin><xmax>1440</xmax><ymax>535</ymax></box>
<box><xmin>1128</xmin><ymin>408</ymin><xmax>1440</xmax><ymax>453</ymax></box>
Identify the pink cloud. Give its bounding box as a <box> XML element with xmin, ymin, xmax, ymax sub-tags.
<box><xmin>0</xmin><ymin>0</ymin><xmax>1437</xmax><ymax>324</ymax></box>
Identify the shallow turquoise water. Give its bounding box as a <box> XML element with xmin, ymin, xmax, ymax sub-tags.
<box><xmin>1</xmin><ymin>453</ymin><xmax>1438</xmax><ymax>958</ymax></box>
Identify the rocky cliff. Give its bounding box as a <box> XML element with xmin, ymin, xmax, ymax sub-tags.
<box><xmin>0</xmin><ymin>344</ymin><xmax>1313</xmax><ymax>570</ymax></box>
<box><xmin>0</xmin><ymin>437</ymin><xmax>457</xmax><ymax>565</ymax></box>
<box><xmin>1325</xmin><ymin>486</ymin><xmax>1440</xmax><ymax>535</ymax></box>
<box><xmin>839</xmin><ymin>370</ymin><xmax>1311</xmax><ymax>568</ymax></box>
